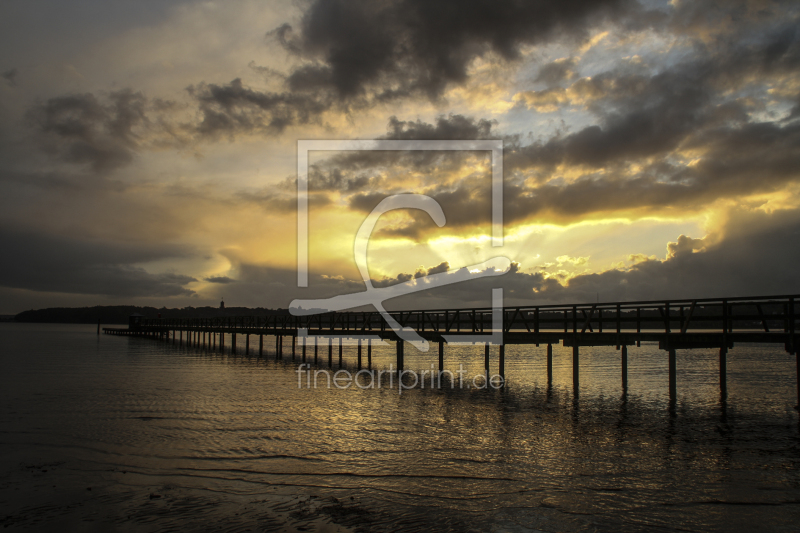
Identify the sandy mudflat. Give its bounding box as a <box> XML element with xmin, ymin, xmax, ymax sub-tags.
<box><xmin>0</xmin><ymin>459</ymin><xmax>596</xmax><ymax>532</ymax></box>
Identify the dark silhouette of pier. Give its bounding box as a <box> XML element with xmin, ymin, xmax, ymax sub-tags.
<box><xmin>104</xmin><ymin>294</ymin><xmax>799</xmax><ymax>407</ymax></box>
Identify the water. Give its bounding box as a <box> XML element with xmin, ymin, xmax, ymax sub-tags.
<box><xmin>1</xmin><ymin>323</ymin><xmax>799</xmax><ymax>532</ymax></box>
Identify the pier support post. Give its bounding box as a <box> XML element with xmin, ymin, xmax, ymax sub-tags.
<box><xmin>357</xmin><ymin>339</ymin><xmax>362</xmax><ymax>369</ymax></box>
<box><xmin>396</xmin><ymin>340</ymin><xmax>404</xmax><ymax>371</ymax></box>
<box><xmin>368</xmin><ymin>339</ymin><xmax>372</xmax><ymax>369</ymax></box>
<box><xmin>245</xmin><ymin>334</ymin><xmax>250</xmax><ymax>355</ymax></box>
<box><xmin>259</xmin><ymin>335</ymin><xmax>263</xmax><ymax>356</ymax></box>
<box><xmin>719</xmin><ymin>347</ymin><xmax>727</xmax><ymax>396</ymax></box>
<box><xmin>796</xmin><ymin>351</ymin><xmax>800</xmax><ymax>410</ymax></box>
<box><xmin>232</xmin><ymin>333</ymin><xmax>236</xmax><ymax>354</ymax></box>
<box><xmin>314</xmin><ymin>337</ymin><xmax>318</xmax><ymax>364</ymax></box>
<box><xmin>302</xmin><ymin>336</ymin><xmax>307</xmax><ymax>363</ymax></box>
<box><xmin>180</xmin><ymin>330</ymin><xmax>183</xmax><ymax>346</ymax></box>
<box><xmin>203</xmin><ymin>331</ymin><xmax>206</xmax><ymax>348</ymax></box>
<box><xmin>484</xmin><ymin>343</ymin><xmax>490</xmax><ymax>375</ymax></box>
<box><xmin>292</xmin><ymin>336</ymin><xmax>296</xmax><ymax>360</ymax></box>
<box><xmin>621</xmin><ymin>345</ymin><xmax>628</xmax><ymax>391</ymax></box>
<box><xmin>277</xmin><ymin>336</ymin><xmax>282</xmax><ymax>359</ymax></box>
<box><xmin>328</xmin><ymin>338</ymin><xmax>333</xmax><ymax>367</ymax></box>
<box><xmin>668</xmin><ymin>349</ymin><xmax>677</xmax><ymax>400</ymax></box>
<box><xmin>573</xmin><ymin>345</ymin><xmax>580</xmax><ymax>394</ymax></box>
<box><xmin>499</xmin><ymin>345</ymin><xmax>505</xmax><ymax>381</ymax></box>
<box><xmin>438</xmin><ymin>341</ymin><xmax>444</xmax><ymax>373</ymax></box>
<box><xmin>220</xmin><ymin>332</ymin><xmax>224</xmax><ymax>352</ymax></box>
<box><xmin>547</xmin><ymin>344</ymin><xmax>553</xmax><ymax>385</ymax></box>
<box><xmin>339</xmin><ymin>337</ymin><xmax>343</xmax><ymax>367</ymax></box>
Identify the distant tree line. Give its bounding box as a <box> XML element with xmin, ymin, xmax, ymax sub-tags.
<box><xmin>14</xmin><ymin>306</ymin><xmax>290</xmax><ymax>325</ymax></box>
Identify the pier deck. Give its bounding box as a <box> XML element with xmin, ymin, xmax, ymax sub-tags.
<box><xmin>104</xmin><ymin>294</ymin><xmax>800</xmax><ymax>407</ymax></box>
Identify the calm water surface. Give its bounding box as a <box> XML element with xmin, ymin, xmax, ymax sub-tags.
<box><xmin>1</xmin><ymin>323</ymin><xmax>799</xmax><ymax>532</ymax></box>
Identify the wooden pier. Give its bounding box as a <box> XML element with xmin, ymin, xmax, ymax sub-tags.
<box><xmin>104</xmin><ymin>294</ymin><xmax>800</xmax><ymax>406</ymax></box>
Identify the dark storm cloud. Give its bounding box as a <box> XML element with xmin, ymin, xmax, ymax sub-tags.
<box><xmin>2</xmin><ymin>68</ymin><xmax>18</xmax><ymax>87</ymax></box>
<box><xmin>510</xmin><ymin>26</ymin><xmax>800</xmax><ymax>174</ymax></box>
<box><xmin>27</xmin><ymin>90</ymin><xmax>153</xmax><ymax>173</ymax></box>
<box><xmin>384</xmin><ymin>115</ymin><xmax>496</xmax><ymax>140</ymax></box>
<box><xmin>534</xmin><ymin>58</ymin><xmax>578</xmax><ymax>87</ymax></box>
<box><xmin>189</xmin><ymin>0</ymin><xmax>633</xmax><ymax>136</ymax></box>
<box><xmin>205</xmin><ymin>276</ymin><xmax>236</xmax><ymax>284</ymax></box>
<box><xmin>306</xmin><ymin>22</ymin><xmax>800</xmax><ymax>235</ymax></box>
<box><xmin>189</xmin><ymin>78</ymin><xmax>333</xmax><ymax>137</ymax></box>
<box><xmin>0</xmin><ymin>228</ymin><xmax>197</xmax><ymax>297</ymax></box>
<box><xmin>281</xmin><ymin>0</ymin><xmax>632</xmax><ymax>100</ymax></box>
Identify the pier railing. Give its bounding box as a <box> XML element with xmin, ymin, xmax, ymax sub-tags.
<box><xmin>105</xmin><ymin>294</ymin><xmax>800</xmax><ymax>406</ymax></box>
<box><xmin>132</xmin><ymin>294</ymin><xmax>798</xmax><ymax>348</ymax></box>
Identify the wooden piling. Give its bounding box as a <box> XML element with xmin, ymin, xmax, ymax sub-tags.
<box><xmin>338</xmin><ymin>337</ymin><xmax>343</xmax><ymax>367</ymax></box>
<box><xmin>292</xmin><ymin>336</ymin><xmax>296</xmax><ymax>360</ymax></box>
<box><xmin>621</xmin><ymin>345</ymin><xmax>628</xmax><ymax>391</ymax></box>
<box><xmin>396</xmin><ymin>340</ymin><xmax>404</xmax><ymax>371</ymax></box>
<box><xmin>231</xmin><ymin>333</ymin><xmax>236</xmax><ymax>354</ymax></box>
<box><xmin>302</xmin><ymin>336</ymin><xmax>307</xmax><ymax>363</ymax></box>
<box><xmin>719</xmin><ymin>346</ymin><xmax>727</xmax><ymax>396</ymax></box>
<box><xmin>220</xmin><ymin>332</ymin><xmax>224</xmax><ymax>352</ymax></box>
<box><xmin>259</xmin><ymin>334</ymin><xmax>263</xmax><ymax>356</ymax></box>
<box><xmin>357</xmin><ymin>339</ymin><xmax>362</xmax><ymax>369</ymax></box>
<box><xmin>245</xmin><ymin>334</ymin><xmax>249</xmax><ymax>355</ymax></box>
<box><xmin>368</xmin><ymin>339</ymin><xmax>372</xmax><ymax>369</ymax></box>
<box><xmin>796</xmin><ymin>351</ymin><xmax>799</xmax><ymax>410</ymax></box>
<box><xmin>499</xmin><ymin>345</ymin><xmax>505</xmax><ymax>380</ymax></box>
<box><xmin>484</xmin><ymin>343</ymin><xmax>490</xmax><ymax>375</ymax></box>
<box><xmin>438</xmin><ymin>341</ymin><xmax>444</xmax><ymax>373</ymax></box>
<box><xmin>314</xmin><ymin>337</ymin><xmax>318</xmax><ymax>364</ymax></box>
<box><xmin>180</xmin><ymin>330</ymin><xmax>183</xmax><ymax>346</ymax></box>
<box><xmin>547</xmin><ymin>344</ymin><xmax>553</xmax><ymax>384</ymax></box>
<box><xmin>328</xmin><ymin>338</ymin><xmax>333</xmax><ymax>367</ymax></box>
<box><xmin>668</xmin><ymin>349</ymin><xmax>677</xmax><ymax>400</ymax></box>
<box><xmin>573</xmin><ymin>345</ymin><xmax>580</xmax><ymax>393</ymax></box>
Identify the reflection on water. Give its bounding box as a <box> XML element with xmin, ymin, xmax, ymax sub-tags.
<box><xmin>1</xmin><ymin>323</ymin><xmax>799</xmax><ymax>532</ymax></box>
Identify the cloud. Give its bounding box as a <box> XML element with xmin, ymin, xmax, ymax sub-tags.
<box><xmin>310</xmin><ymin>24</ymin><xmax>800</xmax><ymax>235</ymax></box>
<box><xmin>281</xmin><ymin>0</ymin><xmax>630</xmax><ymax>100</ymax></box>
<box><xmin>534</xmin><ymin>57</ymin><xmax>578</xmax><ymax>87</ymax></box>
<box><xmin>26</xmin><ymin>89</ymin><xmax>185</xmax><ymax>173</ymax></box>
<box><xmin>181</xmin><ymin>0</ymin><xmax>635</xmax><ymax>137</ymax></box>
<box><xmin>666</xmin><ymin>234</ymin><xmax>709</xmax><ymax>259</ymax></box>
<box><xmin>0</xmin><ymin>228</ymin><xmax>197</xmax><ymax>297</ymax></box>
<box><xmin>2</xmin><ymin>68</ymin><xmax>17</xmax><ymax>87</ymax></box>
<box><xmin>205</xmin><ymin>276</ymin><xmax>236</xmax><ymax>284</ymax></box>
<box><xmin>189</xmin><ymin>78</ymin><xmax>332</xmax><ymax>137</ymax></box>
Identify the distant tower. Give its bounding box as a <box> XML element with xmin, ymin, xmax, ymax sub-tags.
<box><xmin>220</xmin><ymin>298</ymin><xmax>225</xmax><ymax>309</ymax></box>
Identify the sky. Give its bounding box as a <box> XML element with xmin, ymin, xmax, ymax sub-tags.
<box><xmin>1</xmin><ymin>0</ymin><xmax>800</xmax><ymax>314</ymax></box>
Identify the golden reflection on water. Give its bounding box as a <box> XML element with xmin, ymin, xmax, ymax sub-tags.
<box><xmin>1</xmin><ymin>323</ymin><xmax>799</xmax><ymax>532</ymax></box>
